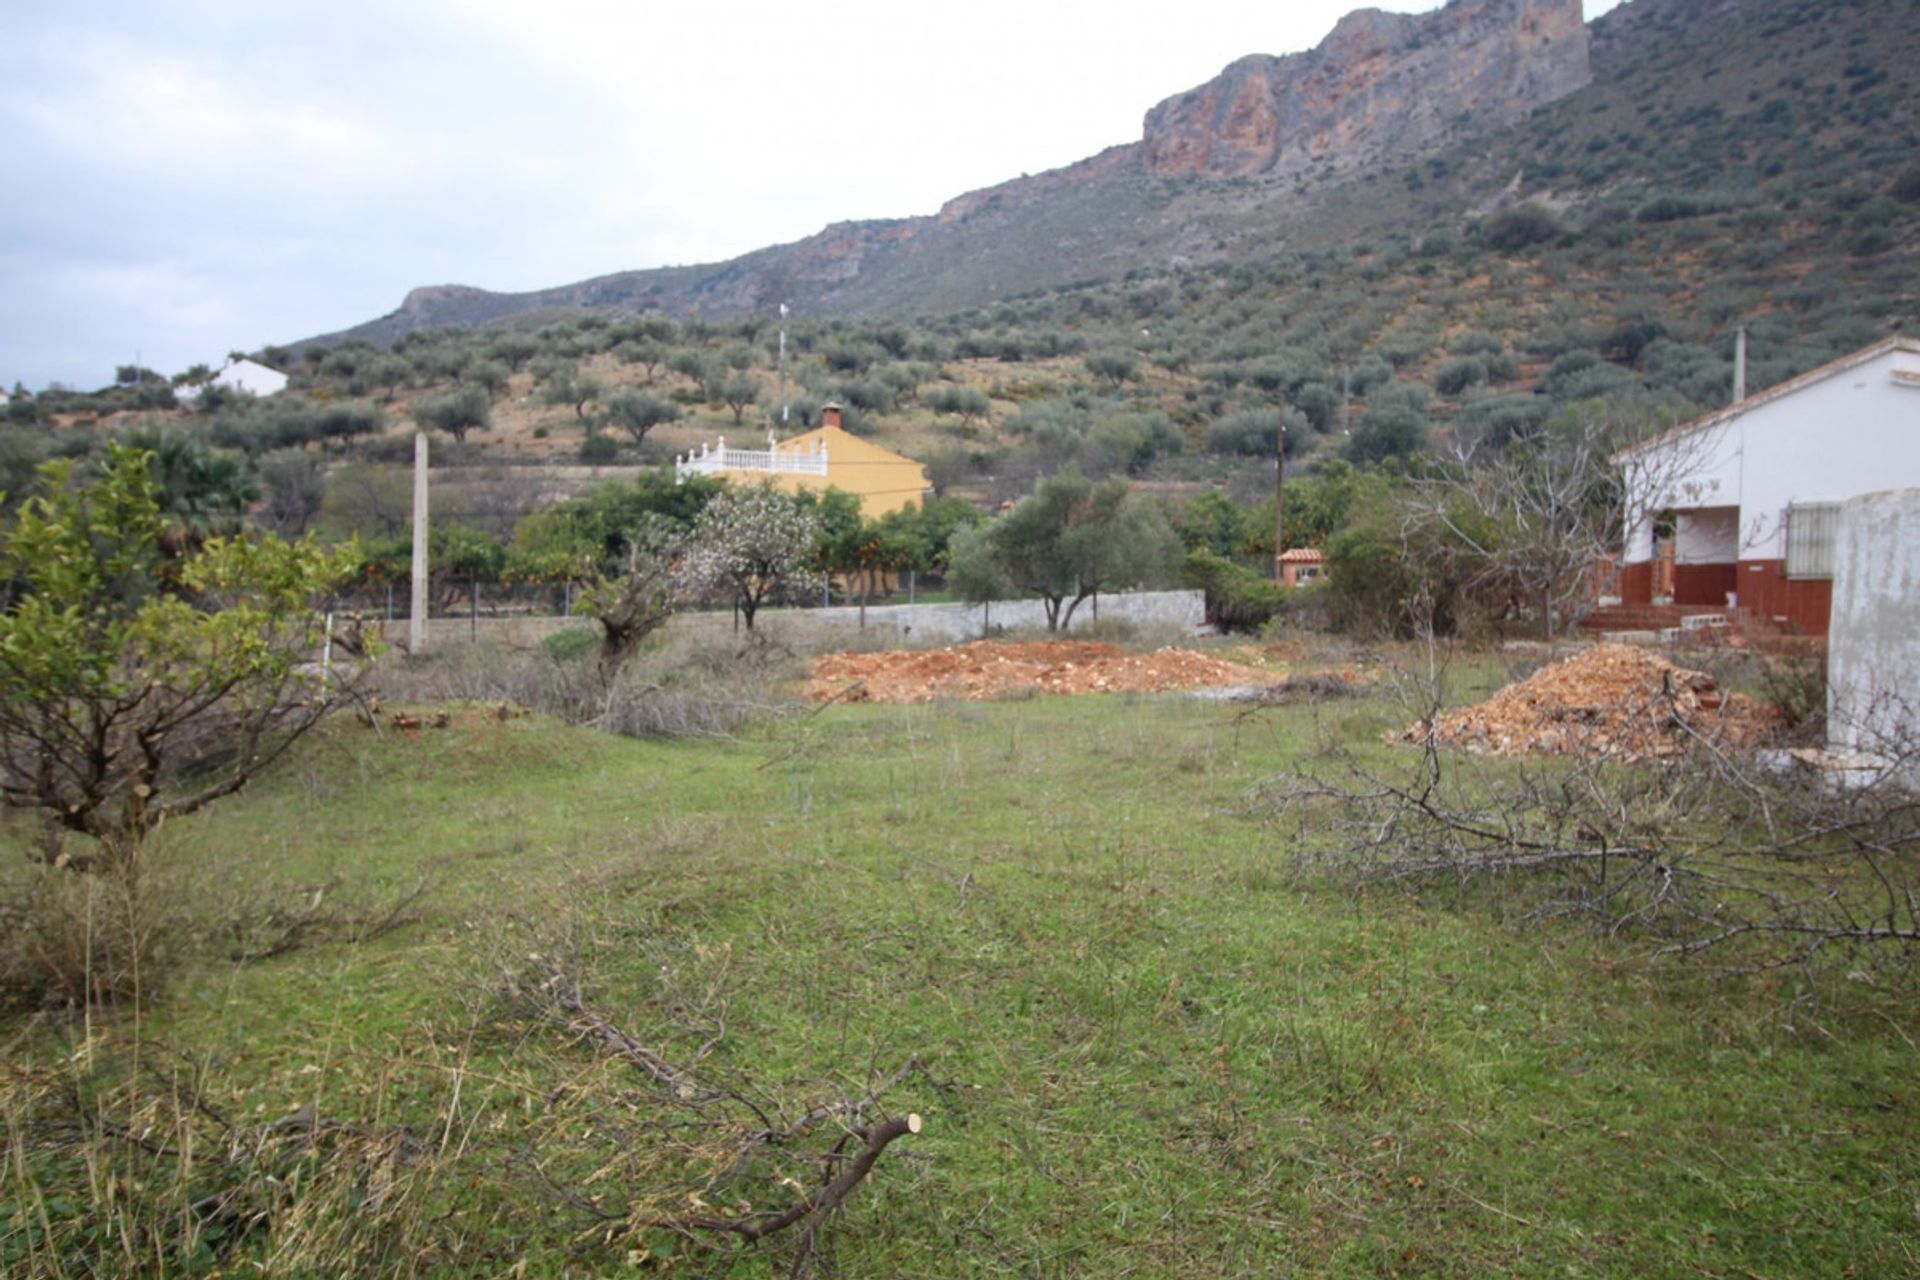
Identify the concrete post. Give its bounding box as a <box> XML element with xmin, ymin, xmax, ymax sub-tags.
<box><xmin>409</xmin><ymin>432</ymin><xmax>429</xmax><ymax>654</ymax></box>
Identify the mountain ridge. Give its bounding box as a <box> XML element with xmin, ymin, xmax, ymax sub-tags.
<box><xmin>297</xmin><ymin>0</ymin><xmax>1589</xmax><ymax>349</ymax></box>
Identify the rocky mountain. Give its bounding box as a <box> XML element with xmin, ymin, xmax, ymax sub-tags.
<box><xmin>299</xmin><ymin>0</ymin><xmax>1592</xmax><ymax>349</ymax></box>
<box><xmin>296</xmin><ymin>0</ymin><xmax>1916</xmax><ymax>351</ymax></box>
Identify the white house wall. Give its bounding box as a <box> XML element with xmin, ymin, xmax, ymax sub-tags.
<box><xmin>216</xmin><ymin>359</ymin><xmax>288</xmax><ymax>397</ymax></box>
<box><xmin>1626</xmin><ymin>345</ymin><xmax>1920</xmax><ymax>562</ymax></box>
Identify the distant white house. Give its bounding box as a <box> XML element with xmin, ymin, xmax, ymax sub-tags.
<box><xmin>175</xmin><ymin>356</ymin><xmax>289</xmax><ymax>405</ymax></box>
<box><xmin>1610</xmin><ymin>336</ymin><xmax>1920</xmax><ymax>634</ymax></box>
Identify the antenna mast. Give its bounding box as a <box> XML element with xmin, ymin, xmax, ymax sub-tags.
<box><xmin>778</xmin><ymin>302</ymin><xmax>790</xmax><ymax>426</ymax></box>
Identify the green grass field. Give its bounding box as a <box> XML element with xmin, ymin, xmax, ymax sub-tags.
<box><xmin>3</xmin><ymin>649</ymin><xmax>1916</xmax><ymax>1277</ymax></box>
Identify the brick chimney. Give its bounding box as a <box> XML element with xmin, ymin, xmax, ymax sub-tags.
<box><xmin>821</xmin><ymin>401</ymin><xmax>843</xmax><ymax>429</ymax></box>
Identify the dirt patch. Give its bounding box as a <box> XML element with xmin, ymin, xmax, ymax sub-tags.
<box><xmin>1400</xmin><ymin>643</ymin><xmax>1778</xmax><ymax>761</ymax></box>
<box><xmin>805</xmin><ymin>640</ymin><xmax>1275</xmax><ymax>703</ymax></box>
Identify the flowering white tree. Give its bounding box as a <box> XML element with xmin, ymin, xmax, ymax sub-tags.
<box><xmin>677</xmin><ymin>483</ymin><xmax>822</xmax><ymax>631</ymax></box>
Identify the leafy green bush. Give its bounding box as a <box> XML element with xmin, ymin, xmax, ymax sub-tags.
<box><xmin>1483</xmin><ymin>203</ymin><xmax>1566</xmax><ymax>250</ymax></box>
<box><xmin>1182</xmin><ymin>549</ymin><xmax>1288</xmax><ymax>633</ymax></box>
<box><xmin>541</xmin><ymin>626</ymin><xmax>599</xmax><ymax>664</ymax></box>
<box><xmin>1849</xmin><ymin>227</ymin><xmax>1895</xmax><ymax>256</ymax></box>
<box><xmin>1206</xmin><ymin>409</ymin><xmax>1286</xmax><ymax>457</ymax></box>
<box><xmin>1448</xmin><ymin>330</ymin><xmax>1506</xmax><ymax>357</ymax></box>
<box><xmin>1324</xmin><ymin>491</ymin><xmax>1482</xmax><ymax>638</ymax></box>
<box><xmin>1344</xmin><ymin>382</ymin><xmax>1429</xmax><ymax>464</ymax></box>
<box><xmin>1453</xmin><ymin>393</ymin><xmax>1550</xmax><ymax>447</ymax></box>
<box><xmin>1635</xmin><ymin>195</ymin><xmax>1714</xmax><ymax>223</ymax></box>
<box><xmin>1434</xmin><ymin>357</ymin><xmax>1490</xmax><ymax>397</ymax></box>
<box><xmin>1376</xmin><ymin>328</ymin><xmax>1438</xmax><ymax>369</ymax></box>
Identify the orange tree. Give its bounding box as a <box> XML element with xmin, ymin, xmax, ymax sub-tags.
<box><xmin>0</xmin><ymin>445</ymin><xmax>362</xmax><ymax>871</ymax></box>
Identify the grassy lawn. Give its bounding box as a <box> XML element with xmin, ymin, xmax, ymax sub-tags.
<box><xmin>3</xmin><ymin>655</ymin><xmax>1916</xmax><ymax>1276</ymax></box>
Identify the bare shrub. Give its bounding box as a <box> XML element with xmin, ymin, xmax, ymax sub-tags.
<box><xmin>606</xmin><ymin>630</ymin><xmax>795</xmax><ymax>737</ymax></box>
<box><xmin>371</xmin><ymin>627</ymin><xmax>799</xmax><ymax>740</ymax></box>
<box><xmin>1757</xmin><ymin>647</ymin><xmax>1829</xmax><ymax>743</ymax></box>
<box><xmin>1</xmin><ymin>858</ymin><xmax>169</xmax><ymax>1009</ymax></box>
<box><xmin>1</xmin><ymin>1042</ymin><xmax>435</xmax><ymax>1274</ymax></box>
<box><xmin>363</xmin><ymin>636</ymin><xmax>593</xmax><ymax>708</ymax></box>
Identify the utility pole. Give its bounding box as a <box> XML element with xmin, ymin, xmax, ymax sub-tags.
<box><xmin>1272</xmin><ymin>405</ymin><xmax>1287</xmax><ymax>583</ymax></box>
<box><xmin>409</xmin><ymin>432</ymin><xmax>429</xmax><ymax>654</ymax></box>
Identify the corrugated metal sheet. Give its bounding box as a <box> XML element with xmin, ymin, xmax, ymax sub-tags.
<box><xmin>1785</xmin><ymin>502</ymin><xmax>1840</xmax><ymax>579</ymax></box>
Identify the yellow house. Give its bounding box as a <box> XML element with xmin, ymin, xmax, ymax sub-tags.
<box><xmin>673</xmin><ymin>404</ymin><xmax>930</xmax><ymax>516</ymax></box>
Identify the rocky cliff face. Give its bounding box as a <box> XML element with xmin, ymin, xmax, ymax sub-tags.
<box><xmin>1139</xmin><ymin>0</ymin><xmax>1589</xmax><ymax>179</ymax></box>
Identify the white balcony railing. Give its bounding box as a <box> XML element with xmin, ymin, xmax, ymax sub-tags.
<box><xmin>675</xmin><ymin>434</ymin><xmax>828</xmax><ymax>485</ymax></box>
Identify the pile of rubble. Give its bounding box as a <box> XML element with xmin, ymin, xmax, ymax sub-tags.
<box><xmin>1401</xmin><ymin>643</ymin><xmax>1778</xmax><ymax>761</ymax></box>
<box><xmin>806</xmin><ymin>640</ymin><xmax>1274</xmax><ymax>704</ymax></box>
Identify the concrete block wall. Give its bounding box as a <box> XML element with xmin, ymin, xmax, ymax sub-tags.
<box><xmin>1827</xmin><ymin>488</ymin><xmax>1920</xmax><ymax>775</ymax></box>
<box><xmin>369</xmin><ymin>590</ymin><xmax>1208</xmax><ymax>652</ymax></box>
<box><xmin>797</xmin><ymin>589</ymin><xmax>1207</xmax><ymax>643</ymax></box>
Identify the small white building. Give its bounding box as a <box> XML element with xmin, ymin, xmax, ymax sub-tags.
<box><xmin>1610</xmin><ymin>336</ymin><xmax>1920</xmax><ymax>634</ymax></box>
<box><xmin>176</xmin><ymin>356</ymin><xmax>288</xmax><ymax>405</ymax></box>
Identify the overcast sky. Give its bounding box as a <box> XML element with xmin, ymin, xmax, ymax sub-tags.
<box><xmin>0</xmin><ymin>0</ymin><xmax>1626</xmax><ymax>390</ymax></box>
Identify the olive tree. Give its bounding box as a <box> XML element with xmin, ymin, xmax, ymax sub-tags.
<box><xmin>538</xmin><ymin>362</ymin><xmax>604</xmax><ymax>421</ymax></box>
<box><xmin>716</xmin><ymin>372</ymin><xmax>760</xmax><ymax>425</ymax></box>
<box><xmin>1083</xmin><ymin>350</ymin><xmax>1138</xmax><ymax>387</ymax></box>
<box><xmin>927</xmin><ymin>384</ymin><xmax>990</xmax><ymax>432</ymax></box>
<box><xmin>601</xmin><ymin>387</ymin><xmax>681</xmax><ymax>447</ymax></box>
<box><xmin>949</xmin><ymin>471</ymin><xmax>1180</xmax><ymax>630</ymax></box>
<box><xmin>412</xmin><ymin>386</ymin><xmax>491</xmax><ymax>443</ymax></box>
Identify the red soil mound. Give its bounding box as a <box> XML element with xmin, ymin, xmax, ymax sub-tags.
<box><xmin>806</xmin><ymin>640</ymin><xmax>1273</xmax><ymax>703</ymax></box>
<box><xmin>1401</xmin><ymin>643</ymin><xmax>1778</xmax><ymax>761</ymax></box>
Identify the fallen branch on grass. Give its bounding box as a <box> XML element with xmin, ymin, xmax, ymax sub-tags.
<box><xmin>494</xmin><ymin>936</ymin><xmax>927</xmax><ymax>1272</ymax></box>
<box><xmin>224</xmin><ymin>879</ymin><xmax>429</xmax><ymax>962</ymax></box>
<box><xmin>649</xmin><ymin>1112</ymin><xmax>923</xmax><ymax>1242</ymax></box>
<box><xmin>498</xmin><ymin>949</ymin><xmax>722</xmax><ymax>1099</ymax></box>
<box><xmin>1268</xmin><ymin>662</ymin><xmax>1920</xmax><ymax>989</ymax></box>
